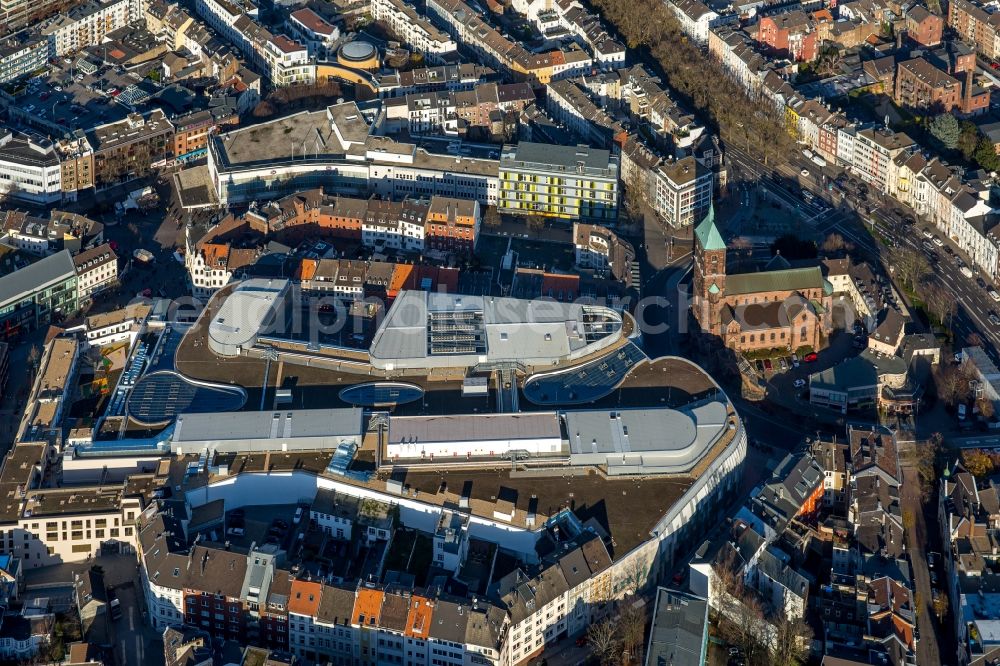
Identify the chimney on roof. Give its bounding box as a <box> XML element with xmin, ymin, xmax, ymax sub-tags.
<box><xmin>964</xmin><ymin>69</ymin><xmax>974</xmax><ymax>113</ymax></box>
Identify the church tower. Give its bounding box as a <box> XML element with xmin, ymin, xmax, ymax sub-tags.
<box><xmin>692</xmin><ymin>203</ymin><xmax>726</xmax><ymax>334</ymax></box>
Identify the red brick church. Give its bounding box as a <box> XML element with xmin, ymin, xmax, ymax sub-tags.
<box><xmin>691</xmin><ymin>206</ymin><xmax>833</xmax><ymax>353</ymax></box>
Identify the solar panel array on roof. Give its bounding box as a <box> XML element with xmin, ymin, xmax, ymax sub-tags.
<box><xmin>427</xmin><ymin>310</ymin><xmax>487</xmax><ymax>356</ymax></box>
<box><xmin>338</xmin><ymin>382</ymin><xmax>424</xmax><ymax>407</ymax></box>
<box><xmin>127</xmin><ymin>372</ymin><xmax>246</xmax><ymax>424</ymax></box>
<box><xmin>523</xmin><ymin>341</ymin><xmax>646</xmax><ymax>405</ymax></box>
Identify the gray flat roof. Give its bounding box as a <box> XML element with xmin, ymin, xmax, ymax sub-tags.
<box><xmin>0</xmin><ymin>250</ymin><xmax>75</xmax><ymax>308</ymax></box>
<box><xmin>646</xmin><ymin>588</ymin><xmax>709</xmax><ymax>666</ymax></box>
<box><xmin>501</xmin><ymin>142</ymin><xmax>616</xmax><ymax>176</ymax></box>
<box><xmin>564</xmin><ymin>401</ymin><xmax>728</xmax><ymax>474</ymax></box>
<box><xmin>388</xmin><ymin>412</ymin><xmax>562</xmax><ymax>445</ymax></box>
<box><xmin>172</xmin><ymin>408</ymin><xmax>364</xmax><ymax>452</ymax></box>
<box><xmin>214</xmin><ymin>110</ymin><xmax>343</xmax><ymax>167</ymax></box>
<box><xmin>368</xmin><ymin>290</ymin><xmax>623</xmax><ymax>369</ymax></box>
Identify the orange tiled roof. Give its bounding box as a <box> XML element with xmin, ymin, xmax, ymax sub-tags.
<box><xmin>405</xmin><ymin>594</ymin><xmax>434</xmax><ymax>639</ymax></box>
<box><xmin>289</xmin><ymin>580</ymin><xmax>323</xmax><ymax>616</ymax></box>
<box><xmin>353</xmin><ymin>588</ymin><xmax>384</xmax><ymax>626</ymax></box>
<box><xmin>297</xmin><ymin>258</ymin><xmax>319</xmax><ymax>281</ymax></box>
<box><xmin>201</xmin><ymin>243</ymin><xmax>230</xmax><ymax>269</ymax></box>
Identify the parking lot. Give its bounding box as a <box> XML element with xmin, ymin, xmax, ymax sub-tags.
<box><xmin>223</xmin><ymin>503</ymin><xmax>305</xmax><ymax>554</ymax></box>
<box><xmin>8</xmin><ymin>60</ymin><xmax>142</xmax><ymax>133</ymax></box>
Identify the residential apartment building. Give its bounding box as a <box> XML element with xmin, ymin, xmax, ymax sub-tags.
<box><xmin>498</xmin><ymin>142</ymin><xmax>619</xmax><ymax>220</ymax></box>
<box><xmin>545</xmin><ymin>78</ymin><xmax>625</xmax><ymax>150</ymax></box>
<box><xmin>384</xmin><ymin>82</ymin><xmax>532</xmax><ymax>138</ymax></box>
<box><xmin>371</xmin><ymin>0</ymin><xmax>457</xmax><ymax>62</ymax></box>
<box><xmin>851</xmin><ymin>128</ymin><xmax>915</xmax><ymax>194</ymax></box>
<box><xmin>262</xmin><ymin>35</ymin><xmax>314</xmax><ymax>87</ymax></box>
<box><xmin>173</xmin><ymin>109</ymin><xmax>237</xmax><ymax>165</ymax></box>
<box><xmin>72</xmin><ymin>243</ymin><xmax>117</xmax><ymax>304</ymax></box>
<box><xmin>83</xmin><ymin>302</ymin><xmax>152</xmax><ymax>348</ymax></box>
<box><xmin>0</xmin><ymin>32</ymin><xmax>49</xmax><ymax>84</ymax></box>
<box><xmin>948</xmin><ymin>0</ymin><xmax>1000</xmax><ymax>61</ymax></box>
<box><xmin>652</xmin><ymin>156</ymin><xmax>713</xmax><ymax>229</ymax></box>
<box><xmin>40</xmin><ymin>0</ymin><xmax>140</xmax><ymax>57</ymax></box>
<box><xmin>0</xmin><ymin>250</ymin><xmax>78</xmax><ymax>340</ymax></box>
<box><xmin>197</xmin><ymin>0</ymin><xmax>315</xmax><ymax>85</ymax></box>
<box><xmin>755</xmin><ymin>11</ymin><xmax>818</xmax><ymax>62</ymax></box>
<box><xmin>905</xmin><ymin>5</ymin><xmax>943</xmax><ymax>47</ymax></box>
<box><xmin>664</xmin><ymin>0</ymin><xmax>720</xmax><ymax>45</ymax></box>
<box><xmin>895</xmin><ymin>55</ymin><xmax>958</xmax><ymax>110</ymax></box>
<box><xmin>572</xmin><ymin>222</ymin><xmax>635</xmax><ymax>282</ymax></box>
<box><xmin>16</xmin><ymin>336</ymin><xmax>79</xmax><ymax>445</ymax></box>
<box><xmin>375</xmin><ymin>63</ymin><xmax>496</xmax><ymax>99</ymax></box>
<box><xmin>0</xmin><ymin>131</ymin><xmax>64</xmax><ymax>205</ymax></box>
<box><xmin>288</xmin><ymin>8</ymin><xmax>339</xmax><ymax>57</ymax></box>
<box><xmin>86</xmin><ymin>111</ymin><xmax>174</xmax><ymax>188</ymax></box>
<box><xmin>10</xmin><ymin>486</ymin><xmax>141</xmax><ymax>567</ymax></box>
<box><xmin>426</xmin><ymin>0</ymin><xmax>593</xmax><ymax>85</ymax></box>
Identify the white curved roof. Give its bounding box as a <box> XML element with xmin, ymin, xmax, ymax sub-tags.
<box><xmin>564</xmin><ymin>401</ymin><xmax>729</xmax><ymax>475</ymax></box>
<box><xmin>208</xmin><ymin>279</ymin><xmax>289</xmax><ymax>356</ymax></box>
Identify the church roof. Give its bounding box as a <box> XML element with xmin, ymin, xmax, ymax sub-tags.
<box><xmin>765</xmin><ymin>253</ymin><xmax>791</xmax><ymax>271</ymax></box>
<box><xmin>725</xmin><ymin>266</ymin><xmax>825</xmax><ymax>296</ymax></box>
<box><xmin>694</xmin><ymin>203</ymin><xmax>725</xmax><ymax>252</ymax></box>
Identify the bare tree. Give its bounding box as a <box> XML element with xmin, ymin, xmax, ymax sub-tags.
<box><xmin>920</xmin><ymin>280</ymin><xmax>956</xmax><ymax>327</ymax></box>
<box><xmin>979</xmin><ymin>397</ymin><xmax>996</xmax><ymax>420</ymax></box>
<box><xmin>252</xmin><ymin>100</ymin><xmax>276</xmax><ymax>118</ymax></box>
<box><xmin>625</xmin><ymin>185</ymin><xmax>647</xmax><ymax>225</ymax></box>
<box><xmin>483</xmin><ymin>206</ymin><xmax>501</xmax><ymax>228</ymax></box>
<box><xmin>621</xmin><ymin>556</ymin><xmax>650</xmax><ymax>596</ymax></box>
<box><xmin>821</xmin><ymin>232</ymin><xmax>853</xmax><ymax>255</ymax></box>
<box><xmin>913</xmin><ymin>433</ymin><xmax>942</xmax><ymax>499</ymax></box>
<box><xmin>27</xmin><ymin>344</ymin><xmax>41</xmax><ymax>368</ymax></box>
<box><xmin>934</xmin><ymin>362</ymin><xmax>973</xmax><ymax>407</ymax></box>
<box><xmin>933</xmin><ymin>591</ymin><xmax>949</xmax><ymax>620</ymax></box>
<box><xmin>525</xmin><ymin>215</ymin><xmax>547</xmax><ymax>233</ymax></box>
<box><xmin>587</xmin><ymin>617</ymin><xmax>621</xmax><ymax>666</ymax></box>
<box><xmin>726</xmin><ymin>591</ymin><xmax>769</xmax><ymax>666</ymax></box>
<box><xmin>888</xmin><ymin>244</ymin><xmax>931</xmax><ymax>290</ymax></box>
<box><xmin>619</xmin><ymin>605</ymin><xmax>647</xmax><ymax>664</ymax></box>
<box><xmin>967</xmin><ymin>332</ymin><xmax>985</xmax><ymax>348</ymax></box>
<box><xmin>770</xmin><ymin>613</ymin><xmax>813</xmax><ymax>666</ymax></box>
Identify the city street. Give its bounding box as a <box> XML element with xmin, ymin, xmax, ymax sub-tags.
<box><xmin>900</xmin><ymin>464</ymin><xmax>945</xmax><ymax>666</ymax></box>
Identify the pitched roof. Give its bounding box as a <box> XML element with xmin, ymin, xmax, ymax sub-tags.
<box><xmin>694</xmin><ymin>202</ymin><xmax>725</xmax><ymax>252</ymax></box>
<box><xmin>725</xmin><ymin>266</ymin><xmax>825</xmax><ymax>296</ymax></box>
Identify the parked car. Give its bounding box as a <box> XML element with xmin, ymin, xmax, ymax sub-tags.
<box><xmin>803</xmin><ymin>352</ymin><xmax>818</xmax><ymax>363</ymax></box>
<box><xmin>108</xmin><ymin>589</ymin><xmax>122</xmax><ymax>621</ymax></box>
<box><xmin>779</xmin><ymin>358</ymin><xmax>788</xmax><ymax>371</ymax></box>
<box><xmin>978</xmin><ymin>277</ymin><xmax>988</xmax><ymax>289</ymax></box>
<box><xmin>764</xmin><ymin>359</ymin><xmax>773</xmax><ymax>371</ymax></box>
<box><xmin>932</xmin><ymin>236</ymin><xmax>944</xmax><ymax>247</ymax></box>
<box><xmin>989</xmin><ymin>288</ymin><xmax>1000</xmax><ymax>302</ymax></box>
<box><xmin>990</xmin><ymin>312</ymin><xmax>1000</xmax><ymax>326</ymax></box>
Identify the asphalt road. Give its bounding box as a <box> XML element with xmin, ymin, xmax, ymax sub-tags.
<box><xmin>901</xmin><ymin>464</ymin><xmax>944</xmax><ymax>666</ymax></box>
